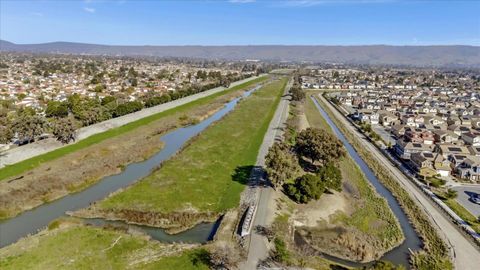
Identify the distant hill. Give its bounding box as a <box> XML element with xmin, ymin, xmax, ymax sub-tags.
<box><xmin>1</xmin><ymin>40</ymin><xmax>479</xmax><ymax>67</ymax></box>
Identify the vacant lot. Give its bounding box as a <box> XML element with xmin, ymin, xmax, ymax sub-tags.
<box><xmin>79</xmin><ymin>78</ymin><xmax>287</xmax><ymax>232</ymax></box>
<box><xmin>291</xmin><ymin>95</ymin><xmax>403</xmax><ymax>262</ymax></box>
<box><xmin>0</xmin><ymin>77</ymin><xmax>267</xmax><ymax>220</ymax></box>
<box><xmin>0</xmin><ymin>218</ymin><xmax>209</xmax><ymax>270</ymax></box>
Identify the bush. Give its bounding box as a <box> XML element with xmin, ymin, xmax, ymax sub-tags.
<box><xmin>284</xmin><ymin>174</ymin><xmax>325</xmax><ymax>203</ymax></box>
<box><xmin>428</xmin><ymin>177</ymin><xmax>446</xmax><ymax>188</ymax></box>
<box><xmin>273</xmin><ymin>237</ymin><xmax>290</xmax><ymax>263</ymax></box>
<box><xmin>144</xmin><ymin>94</ymin><xmax>171</xmax><ymax>108</ymax></box>
<box><xmin>444</xmin><ymin>189</ymin><xmax>458</xmax><ymax>199</ymax></box>
<box><xmin>318</xmin><ymin>162</ymin><xmax>342</xmax><ymax>192</ymax></box>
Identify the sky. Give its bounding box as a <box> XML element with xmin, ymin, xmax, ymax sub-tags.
<box><xmin>1</xmin><ymin>0</ymin><xmax>479</xmax><ymax>46</ymax></box>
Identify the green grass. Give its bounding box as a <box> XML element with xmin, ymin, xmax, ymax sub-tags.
<box><xmin>0</xmin><ymin>76</ymin><xmax>268</xmax><ymax>182</ymax></box>
<box><xmin>304</xmin><ymin>93</ymin><xmax>403</xmax><ymax>249</ymax></box>
<box><xmin>0</xmin><ymin>225</ymin><xmax>209</xmax><ymax>270</ymax></box>
<box><xmin>442</xmin><ymin>198</ymin><xmax>480</xmax><ymax>233</ymax></box>
<box><xmin>99</xmin><ymin>78</ymin><xmax>287</xmax><ymax>215</ymax></box>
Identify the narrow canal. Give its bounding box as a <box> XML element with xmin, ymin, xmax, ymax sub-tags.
<box><xmin>0</xmin><ymin>86</ymin><xmax>261</xmax><ymax>248</ymax></box>
<box><xmin>310</xmin><ymin>95</ymin><xmax>422</xmax><ymax>267</ymax></box>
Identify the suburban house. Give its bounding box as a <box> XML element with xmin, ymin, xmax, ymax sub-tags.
<box><xmin>461</xmin><ymin>132</ymin><xmax>480</xmax><ymax>146</ymax></box>
<box><xmin>456</xmin><ymin>156</ymin><xmax>480</xmax><ymax>182</ymax></box>
<box><xmin>394</xmin><ymin>139</ymin><xmax>434</xmax><ymax>160</ymax></box>
<box><xmin>379</xmin><ymin>111</ymin><xmax>398</xmax><ymax>126</ymax></box>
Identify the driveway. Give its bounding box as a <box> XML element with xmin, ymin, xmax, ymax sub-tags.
<box><xmin>372</xmin><ymin>125</ymin><xmax>396</xmax><ymax>146</ymax></box>
<box><xmin>452</xmin><ymin>185</ymin><xmax>480</xmax><ymax>217</ymax></box>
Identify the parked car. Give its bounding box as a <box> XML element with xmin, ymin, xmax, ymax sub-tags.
<box><xmin>470</xmin><ymin>194</ymin><xmax>480</xmax><ymax>204</ymax></box>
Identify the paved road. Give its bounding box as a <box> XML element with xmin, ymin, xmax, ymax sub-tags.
<box><xmin>451</xmin><ymin>185</ymin><xmax>480</xmax><ymax>217</ymax></box>
<box><xmin>317</xmin><ymin>94</ymin><xmax>480</xmax><ymax>270</ymax></box>
<box><xmin>241</xmin><ymin>78</ymin><xmax>292</xmax><ymax>270</ymax></box>
<box><xmin>0</xmin><ymin>75</ymin><xmax>266</xmax><ymax>168</ymax></box>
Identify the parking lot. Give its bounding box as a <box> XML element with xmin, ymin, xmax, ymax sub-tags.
<box><xmin>452</xmin><ymin>185</ymin><xmax>480</xmax><ymax>217</ymax></box>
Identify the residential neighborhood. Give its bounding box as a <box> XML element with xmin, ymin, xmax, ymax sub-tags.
<box><xmin>307</xmin><ymin>67</ymin><xmax>480</xmax><ymax>183</ymax></box>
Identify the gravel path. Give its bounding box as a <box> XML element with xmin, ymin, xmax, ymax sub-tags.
<box><xmin>0</xmin><ymin>76</ymin><xmax>265</xmax><ymax>169</ymax></box>
<box><xmin>241</xmin><ymin>78</ymin><xmax>292</xmax><ymax>270</ymax></box>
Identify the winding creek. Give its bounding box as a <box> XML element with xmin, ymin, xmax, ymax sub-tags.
<box><xmin>310</xmin><ymin>95</ymin><xmax>422</xmax><ymax>267</ymax></box>
<box><xmin>0</xmin><ymin>86</ymin><xmax>261</xmax><ymax>248</ymax></box>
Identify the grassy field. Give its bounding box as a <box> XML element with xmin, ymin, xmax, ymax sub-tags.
<box><xmin>95</xmin><ymin>78</ymin><xmax>287</xmax><ymax>225</ymax></box>
<box><xmin>0</xmin><ymin>76</ymin><xmax>268</xmax><ymax>182</ymax></box>
<box><xmin>0</xmin><ymin>220</ymin><xmax>209</xmax><ymax>270</ymax></box>
<box><xmin>301</xmin><ymin>95</ymin><xmax>403</xmax><ymax>259</ymax></box>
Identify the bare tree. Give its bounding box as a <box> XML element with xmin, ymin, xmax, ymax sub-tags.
<box><xmin>209</xmin><ymin>242</ymin><xmax>241</xmax><ymax>270</ymax></box>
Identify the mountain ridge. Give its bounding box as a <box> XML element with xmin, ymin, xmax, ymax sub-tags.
<box><xmin>1</xmin><ymin>40</ymin><xmax>479</xmax><ymax>67</ymax></box>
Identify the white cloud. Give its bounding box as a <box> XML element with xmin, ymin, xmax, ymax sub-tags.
<box><xmin>31</xmin><ymin>12</ymin><xmax>43</xmax><ymax>17</ymax></box>
<box><xmin>277</xmin><ymin>0</ymin><xmax>394</xmax><ymax>7</ymax></box>
<box><xmin>84</xmin><ymin>7</ymin><xmax>96</xmax><ymax>13</ymax></box>
<box><xmin>229</xmin><ymin>0</ymin><xmax>256</xmax><ymax>3</ymax></box>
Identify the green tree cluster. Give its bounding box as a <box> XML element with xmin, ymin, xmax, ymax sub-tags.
<box><xmin>295</xmin><ymin>127</ymin><xmax>345</xmax><ymax>165</ymax></box>
<box><xmin>265</xmin><ymin>142</ymin><xmax>302</xmax><ymax>189</ymax></box>
<box><xmin>265</xmin><ymin>127</ymin><xmax>346</xmax><ymax>204</ymax></box>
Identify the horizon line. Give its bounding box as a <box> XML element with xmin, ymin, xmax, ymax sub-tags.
<box><xmin>1</xmin><ymin>39</ymin><xmax>479</xmax><ymax>47</ymax></box>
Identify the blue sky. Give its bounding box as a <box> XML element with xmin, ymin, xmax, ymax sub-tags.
<box><xmin>1</xmin><ymin>0</ymin><xmax>479</xmax><ymax>46</ymax></box>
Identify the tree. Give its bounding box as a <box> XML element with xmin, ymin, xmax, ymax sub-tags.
<box><xmin>52</xmin><ymin>117</ymin><xmax>77</xmax><ymax>144</ymax></box>
<box><xmin>265</xmin><ymin>142</ymin><xmax>301</xmax><ymax>189</ymax></box>
<box><xmin>290</xmin><ymin>86</ymin><xmax>305</xmax><ymax>101</ymax></box>
<box><xmin>318</xmin><ymin>162</ymin><xmax>342</xmax><ymax>192</ymax></box>
<box><xmin>295</xmin><ymin>128</ymin><xmax>346</xmax><ymax>165</ymax></box>
<box><xmin>0</xmin><ymin>109</ymin><xmax>13</xmax><ymax>144</ymax></box>
<box><xmin>101</xmin><ymin>95</ymin><xmax>116</xmax><ymax>106</ymax></box>
<box><xmin>45</xmin><ymin>101</ymin><xmax>68</xmax><ymax>118</ymax></box>
<box><xmin>209</xmin><ymin>242</ymin><xmax>241</xmax><ymax>270</ymax></box>
<box><xmin>0</xmin><ymin>124</ymin><xmax>13</xmax><ymax>144</ymax></box>
<box><xmin>12</xmin><ymin>111</ymin><xmax>48</xmax><ymax>143</ymax></box>
<box><xmin>284</xmin><ymin>174</ymin><xmax>325</xmax><ymax>203</ymax></box>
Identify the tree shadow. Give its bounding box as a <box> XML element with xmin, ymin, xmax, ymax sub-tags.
<box><xmin>189</xmin><ymin>249</ymin><xmax>211</xmax><ymax>267</ymax></box>
<box><xmin>231</xmin><ymin>165</ymin><xmax>255</xmax><ymax>185</ymax></box>
<box><xmin>232</xmin><ymin>165</ymin><xmax>268</xmax><ymax>187</ymax></box>
<box><xmin>298</xmin><ymin>157</ymin><xmax>317</xmax><ymax>173</ymax></box>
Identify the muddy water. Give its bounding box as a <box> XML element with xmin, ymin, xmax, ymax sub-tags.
<box><xmin>309</xmin><ymin>95</ymin><xmax>422</xmax><ymax>267</ymax></box>
<box><xmin>0</xmin><ymin>86</ymin><xmax>260</xmax><ymax>248</ymax></box>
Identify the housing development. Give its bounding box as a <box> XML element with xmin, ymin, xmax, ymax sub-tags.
<box><xmin>306</xmin><ymin>68</ymin><xmax>480</xmax><ymax>182</ymax></box>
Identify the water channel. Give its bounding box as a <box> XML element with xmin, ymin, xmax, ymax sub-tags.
<box><xmin>0</xmin><ymin>86</ymin><xmax>261</xmax><ymax>248</ymax></box>
<box><xmin>310</xmin><ymin>95</ymin><xmax>422</xmax><ymax>267</ymax></box>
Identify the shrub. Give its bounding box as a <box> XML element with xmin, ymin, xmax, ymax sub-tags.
<box><xmin>273</xmin><ymin>237</ymin><xmax>290</xmax><ymax>263</ymax></box>
<box><xmin>284</xmin><ymin>174</ymin><xmax>325</xmax><ymax>203</ymax></box>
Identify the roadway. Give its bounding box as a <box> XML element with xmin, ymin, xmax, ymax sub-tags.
<box><xmin>317</xmin><ymin>94</ymin><xmax>480</xmax><ymax>270</ymax></box>
<box><xmin>451</xmin><ymin>185</ymin><xmax>480</xmax><ymax>217</ymax></box>
<box><xmin>241</xmin><ymin>78</ymin><xmax>292</xmax><ymax>270</ymax></box>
